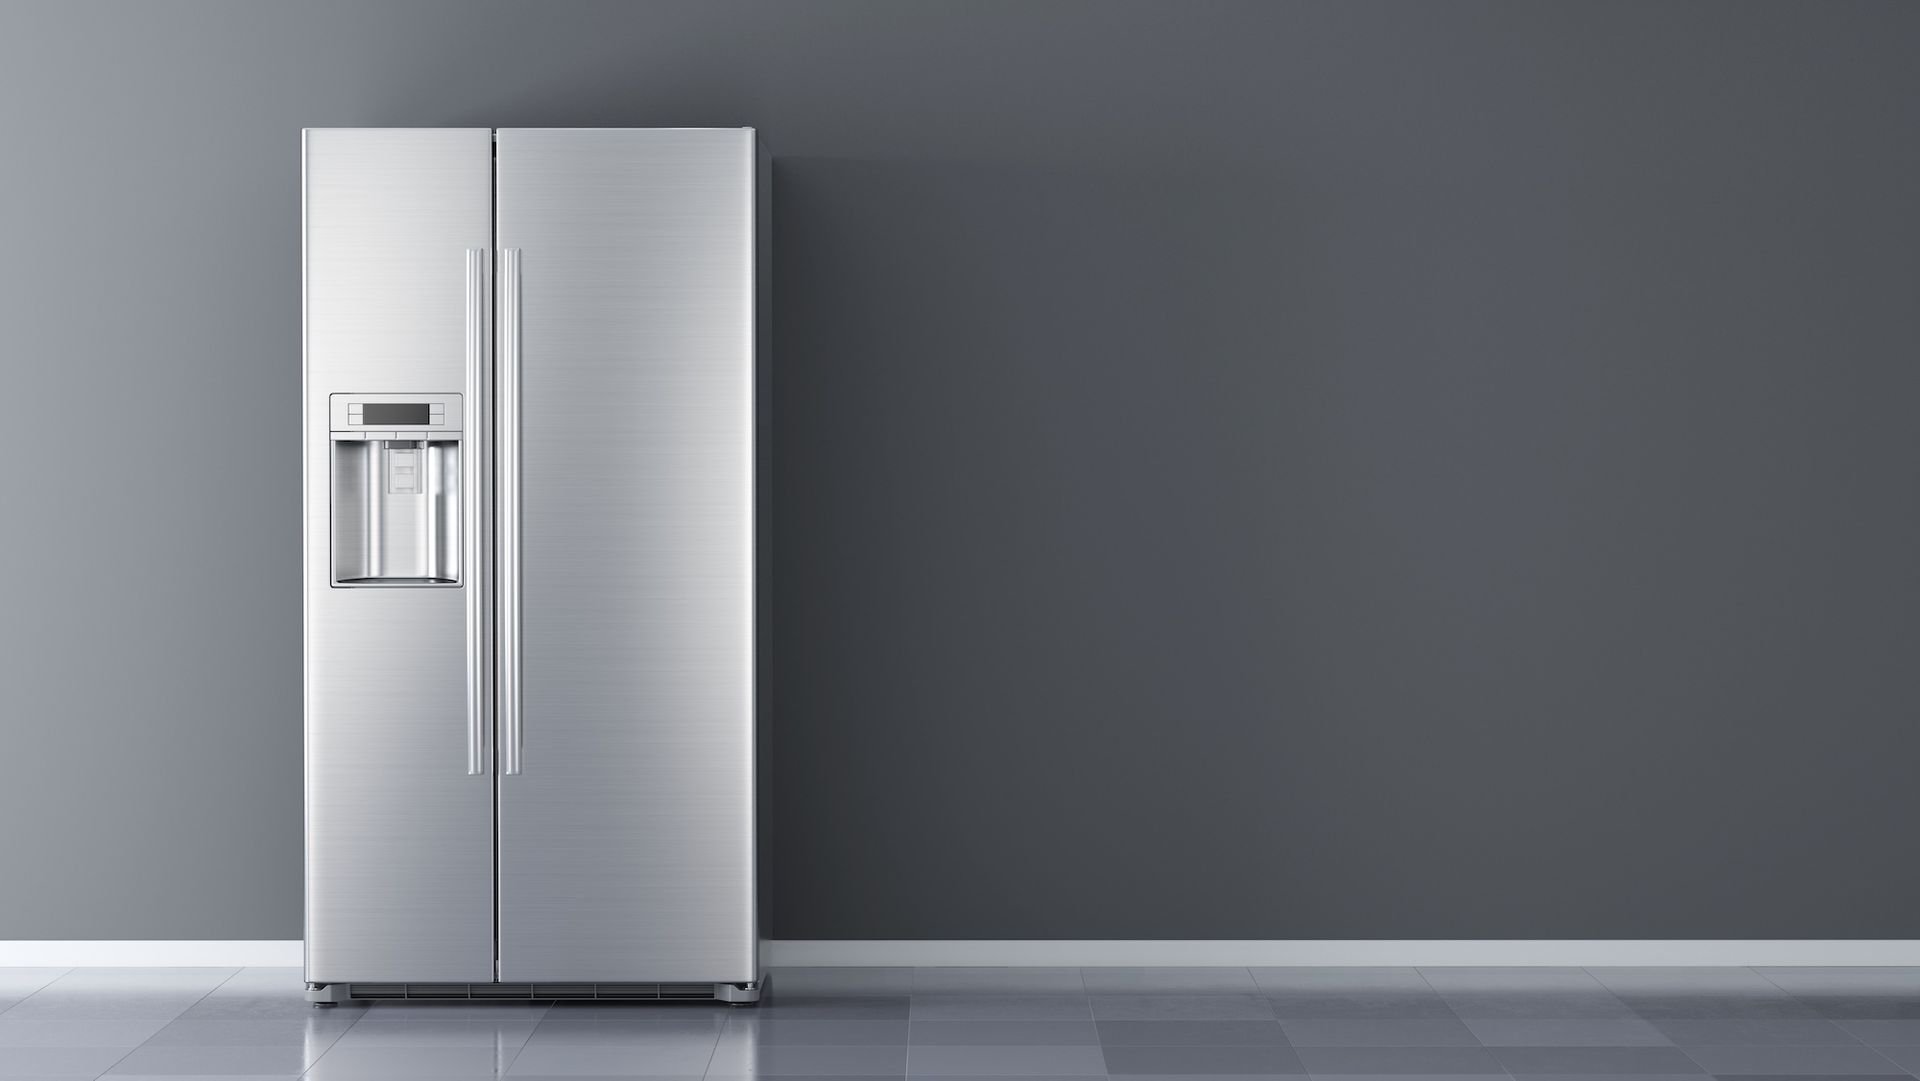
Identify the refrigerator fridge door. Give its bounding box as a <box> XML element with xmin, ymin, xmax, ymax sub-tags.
<box><xmin>495</xmin><ymin>129</ymin><xmax>758</xmax><ymax>982</ymax></box>
<box><xmin>304</xmin><ymin>129</ymin><xmax>495</xmax><ymax>982</ymax></box>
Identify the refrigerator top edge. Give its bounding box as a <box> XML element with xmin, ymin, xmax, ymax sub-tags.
<box><xmin>301</xmin><ymin>126</ymin><xmax>491</xmax><ymax>135</ymax></box>
<box><xmin>304</xmin><ymin>128</ymin><xmax>763</xmax><ymax>156</ymax></box>
<box><xmin>302</xmin><ymin>126</ymin><xmax>755</xmax><ymax>133</ymax></box>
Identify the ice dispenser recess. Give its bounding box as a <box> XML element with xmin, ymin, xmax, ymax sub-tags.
<box><xmin>330</xmin><ymin>393</ymin><xmax>463</xmax><ymax>586</ymax></box>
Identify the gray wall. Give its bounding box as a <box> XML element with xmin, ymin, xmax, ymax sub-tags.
<box><xmin>2</xmin><ymin>0</ymin><xmax>1917</xmax><ymax>941</ymax></box>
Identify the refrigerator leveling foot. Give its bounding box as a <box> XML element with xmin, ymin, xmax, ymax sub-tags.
<box><xmin>305</xmin><ymin>983</ymin><xmax>359</xmax><ymax>1006</ymax></box>
<box><xmin>716</xmin><ymin>976</ymin><xmax>766</xmax><ymax>1005</ymax></box>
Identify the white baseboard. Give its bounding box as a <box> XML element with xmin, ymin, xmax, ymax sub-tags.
<box><xmin>763</xmin><ymin>940</ymin><xmax>1920</xmax><ymax>967</ymax></box>
<box><xmin>3</xmin><ymin>940</ymin><xmax>1916</xmax><ymax>968</ymax></box>
<box><xmin>0</xmin><ymin>941</ymin><xmax>303</xmax><ymax>967</ymax></box>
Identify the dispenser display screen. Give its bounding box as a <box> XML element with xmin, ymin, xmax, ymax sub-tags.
<box><xmin>362</xmin><ymin>403</ymin><xmax>431</xmax><ymax>425</ymax></box>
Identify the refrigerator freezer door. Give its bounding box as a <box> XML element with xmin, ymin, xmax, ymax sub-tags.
<box><xmin>304</xmin><ymin>129</ymin><xmax>495</xmax><ymax>982</ymax></box>
<box><xmin>495</xmin><ymin>129</ymin><xmax>758</xmax><ymax>982</ymax></box>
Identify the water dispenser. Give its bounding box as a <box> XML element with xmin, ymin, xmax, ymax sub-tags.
<box><xmin>330</xmin><ymin>393</ymin><xmax>463</xmax><ymax>586</ymax></box>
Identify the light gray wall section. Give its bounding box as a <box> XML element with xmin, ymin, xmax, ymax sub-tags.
<box><xmin>1</xmin><ymin>0</ymin><xmax>1917</xmax><ymax>940</ymax></box>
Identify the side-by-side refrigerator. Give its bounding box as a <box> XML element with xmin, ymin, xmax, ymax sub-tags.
<box><xmin>302</xmin><ymin>128</ymin><xmax>766</xmax><ymax>1004</ymax></box>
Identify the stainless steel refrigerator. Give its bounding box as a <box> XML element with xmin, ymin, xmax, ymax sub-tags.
<box><xmin>302</xmin><ymin>128</ymin><xmax>765</xmax><ymax>1004</ymax></box>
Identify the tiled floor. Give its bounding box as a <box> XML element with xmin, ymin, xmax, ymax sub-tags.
<box><xmin>4</xmin><ymin>965</ymin><xmax>1920</xmax><ymax>1078</ymax></box>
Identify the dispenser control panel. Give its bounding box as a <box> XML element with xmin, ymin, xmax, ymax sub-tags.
<box><xmin>329</xmin><ymin>393</ymin><xmax>461</xmax><ymax>438</ymax></box>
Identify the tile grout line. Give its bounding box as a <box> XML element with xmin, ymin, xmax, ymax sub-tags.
<box><xmin>1076</xmin><ymin>965</ymin><xmax>1100</xmax><ymax>1077</ymax></box>
<box><xmin>703</xmin><ymin>1000</ymin><xmax>729</xmax><ymax>1079</ymax></box>
<box><xmin>89</xmin><ymin>965</ymin><xmax>240</xmax><ymax>1081</ymax></box>
<box><xmin>1416</xmin><ymin>963</ymin><xmax>1518</xmax><ymax>1081</ymax></box>
<box><xmin>0</xmin><ymin>965</ymin><xmax>72</xmax><ymax>1019</ymax></box>
<box><xmin>1748</xmin><ymin>964</ymin><xmax>1911</xmax><ymax>1076</ymax></box>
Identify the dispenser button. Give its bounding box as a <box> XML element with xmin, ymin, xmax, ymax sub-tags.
<box><xmin>387</xmin><ymin>446</ymin><xmax>423</xmax><ymax>495</ymax></box>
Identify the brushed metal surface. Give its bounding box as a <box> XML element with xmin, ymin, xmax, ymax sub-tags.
<box><xmin>304</xmin><ymin>129</ymin><xmax>494</xmax><ymax>983</ymax></box>
<box><xmin>499</xmin><ymin>248</ymin><xmax>522</xmax><ymax>777</ymax></box>
<box><xmin>495</xmin><ymin>129</ymin><xmax>759</xmax><ymax>982</ymax></box>
<box><xmin>464</xmin><ymin>249</ymin><xmax>487</xmax><ymax>776</ymax></box>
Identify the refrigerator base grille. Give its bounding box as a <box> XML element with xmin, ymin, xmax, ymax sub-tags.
<box><xmin>308</xmin><ymin>980</ymin><xmax>763</xmax><ymax>1005</ymax></box>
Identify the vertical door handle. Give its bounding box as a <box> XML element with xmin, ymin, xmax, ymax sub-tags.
<box><xmin>500</xmin><ymin>248</ymin><xmax>523</xmax><ymax>776</ymax></box>
<box><xmin>464</xmin><ymin>249</ymin><xmax>488</xmax><ymax>776</ymax></box>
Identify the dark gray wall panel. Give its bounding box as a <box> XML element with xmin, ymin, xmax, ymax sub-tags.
<box><xmin>0</xmin><ymin>0</ymin><xmax>1916</xmax><ymax>939</ymax></box>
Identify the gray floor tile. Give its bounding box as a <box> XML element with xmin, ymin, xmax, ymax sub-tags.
<box><xmin>1305</xmin><ymin>1075</ymin><xmax>1512</xmax><ymax>1081</ymax></box>
<box><xmin>721</xmin><ymin>1018</ymin><xmax>910</xmax><ymax>1044</ymax></box>
<box><xmin>0</xmin><ymin>969</ymin><xmax>69</xmax><ymax>998</ymax></box>
<box><xmin>903</xmin><ymin>1076</ymin><xmax>1104</xmax><ymax>1081</ymax></box>
<box><xmin>1</xmin><ymin>992</ymin><xmax>207</xmax><ymax>1021</ymax></box>
<box><xmin>0</xmin><ymin>1018</ymin><xmax>168</xmax><ymax>1046</ymax></box>
<box><xmin>1101</xmin><ymin>1043</ymin><xmax>1304</xmax><ymax>1075</ymax></box>
<box><xmin>514</xmin><ymin>1076</ymin><xmax>705</xmax><ymax>1081</ymax></box>
<box><xmin>1464</xmin><ymin>1019</ymin><xmax>1671</xmax><ymax>1046</ymax></box>
<box><xmin>916</xmin><ymin>970</ymin><xmax>1084</xmax><ymax>995</ymax></box>
<box><xmin>358</xmin><ymin>1001</ymin><xmax>553</xmax><ymax>1021</ymax></box>
<box><xmin>1651</xmin><ymin>1019</ymin><xmax>1859</xmax><ymax>1045</ymax></box>
<box><xmin>139</xmin><ymin>1019</ymin><xmax>355</xmax><ymax>1048</ymax></box>
<box><xmin>1091</xmin><ymin>995</ymin><xmax>1275</xmax><ymax>1021</ymax></box>
<box><xmin>1420</xmin><ymin>968</ymin><xmax>1608</xmax><ymax>993</ymax></box>
<box><xmin>1083</xmin><ymin>969</ymin><xmax>1259</xmax><ymax>994</ymax></box>
<box><xmin>1113</xmin><ymin>1075</ymin><xmax>1306</xmax><ymax>1081</ymax></box>
<box><xmin>754</xmin><ymin>994</ymin><xmax>912</xmax><ymax>1020</ymax></box>
<box><xmin>103</xmin><ymin>1075</ymin><xmax>305</xmax><ymax>1080</ymax></box>
<box><xmin>173</xmin><ymin>994</ymin><xmax>368</xmax><ymax>1022</ymax></box>
<box><xmin>1251</xmin><ymin>969</ymin><xmax>1430</xmax><ymax>994</ymax></box>
<box><xmin>304</xmin><ymin>1044</ymin><xmax>519</xmax><ymax>1077</ymax></box>
<box><xmin>543</xmin><ymin>1015</ymin><xmax>731</xmax><ymax>1037</ymax></box>
<box><xmin>1835</xmin><ymin>1018</ymin><xmax>1920</xmax><ymax>1045</ymax></box>
<box><xmin>1863</xmin><ymin>1044</ymin><xmax>1920</xmax><ymax>1072</ymax></box>
<box><xmin>21</xmin><ymin>965</ymin><xmax>1920</xmax><ymax>1081</ymax></box>
<box><xmin>1793</xmin><ymin>994</ymin><xmax>1920</xmax><ymax>1020</ymax></box>
<box><xmin>533</xmin><ymin>1005</ymin><xmax>723</xmax><ymax>1021</ymax></box>
<box><xmin>1618</xmin><ymin>995</ymin><xmax>1821</xmax><ymax>1020</ymax></box>
<box><xmin>45</xmin><ymin>969</ymin><xmax>236</xmax><ymax>993</ymax></box>
<box><xmin>507</xmin><ymin>1041</ymin><xmax>720</xmax><ymax>1074</ymax></box>
<box><xmin>1096</xmin><ymin>1020</ymin><xmax>1288</xmax><ymax>1045</ymax></box>
<box><xmin>1503</xmin><ymin>1075</ymin><xmax>1710</xmax><ymax>1081</ymax></box>
<box><xmin>1701</xmin><ymin>1076</ymin><xmax>1908</xmax><ymax>1081</ymax></box>
<box><xmin>1265</xmin><ymin>993</ymin><xmax>1455</xmax><ymax>1020</ymax></box>
<box><xmin>704</xmin><ymin>1040</ymin><xmax>906</xmax><ymax>1075</ymax></box>
<box><xmin>1756</xmin><ymin>968</ymin><xmax>1920</xmax><ymax>993</ymax></box>
<box><xmin>913</xmin><ymin>996</ymin><xmax>1090</xmax><ymax>1021</ymax></box>
<box><xmin>912</xmin><ymin>1021</ymin><xmax>1097</xmax><ymax>1046</ymax></box>
<box><xmin>1305</xmin><ymin>1076</ymin><xmax>1508</xmax><ymax>1081</ymax></box>
<box><xmin>1489</xmin><ymin>1046</ymin><xmax>1705</xmax><ymax>1074</ymax></box>
<box><xmin>227</xmin><ymin>966</ymin><xmax>304</xmax><ymax>982</ymax></box>
<box><xmin>911</xmin><ymin>1045</ymin><xmax>1110</xmax><ymax>1075</ymax></box>
<box><xmin>1681</xmin><ymin>1043</ymin><xmax>1905</xmax><ymax>1074</ymax></box>
<box><xmin>768</xmin><ymin>967</ymin><xmax>910</xmax><ymax>990</ymax></box>
<box><xmin>103</xmin><ymin>1043</ymin><xmax>319</xmax><ymax>1074</ymax></box>
<box><xmin>1589</xmin><ymin>970</ymin><xmax>1785</xmax><ymax>995</ymax></box>
<box><xmin>1443</xmin><ymin>992</ymin><xmax>1636</xmax><ymax>1020</ymax></box>
<box><xmin>768</xmin><ymin>966</ymin><xmax>916</xmax><ymax>996</ymax></box>
<box><xmin>0</xmin><ymin>1043</ymin><xmax>131</xmax><ymax>1076</ymax></box>
<box><xmin>904</xmin><ymin>1076</ymin><xmax>1105</xmax><ymax>1081</ymax></box>
<box><xmin>517</xmin><ymin>1027</ymin><xmax>717</xmax><ymax>1052</ymax></box>
<box><xmin>329</xmin><ymin>1016</ymin><xmax>541</xmax><ymax>1047</ymax></box>
<box><xmin>1281</xmin><ymin>1019</ymin><xmax>1478</xmax><ymax>1047</ymax></box>
<box><xmin>1294</xmin><ymin>1046</ymin><xmax>1503</xmax><ymax>1074</ymax></box>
